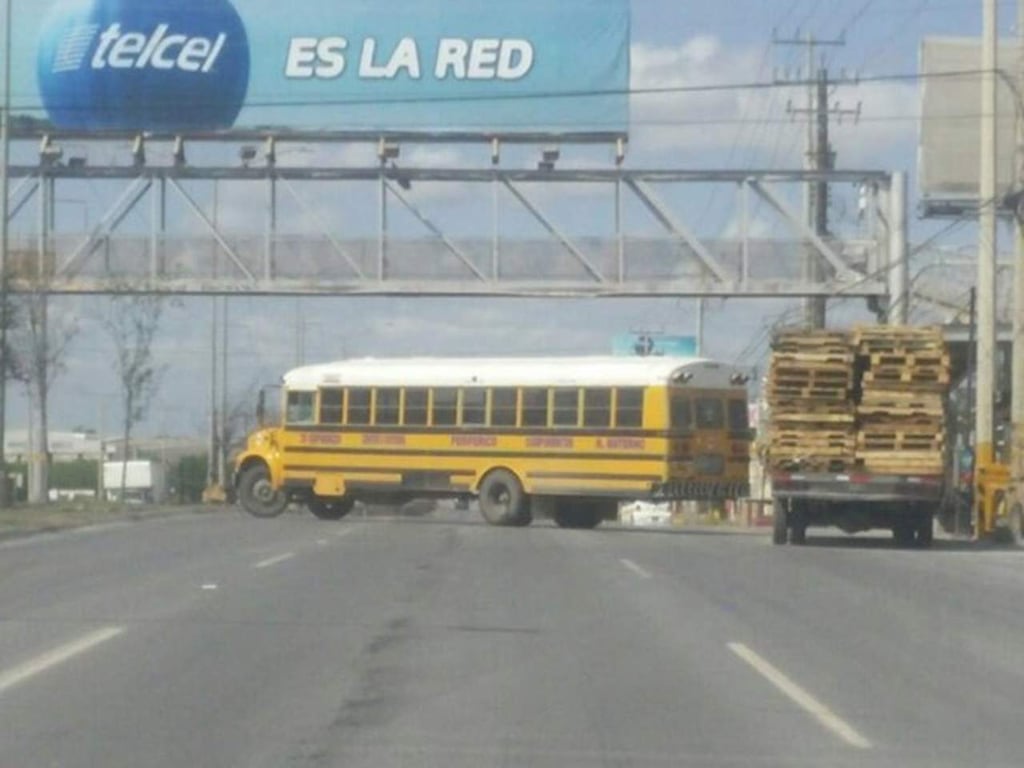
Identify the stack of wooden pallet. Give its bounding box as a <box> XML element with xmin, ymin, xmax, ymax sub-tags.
<box><xmin>765</xmin><ymin>330</ymin><xmax>856</xmax><ymax>471</ymax></box>
<box><xmin>853</xmin><ymin>326</ymin><xmax>949</xmax><ymax>475</ymax></box>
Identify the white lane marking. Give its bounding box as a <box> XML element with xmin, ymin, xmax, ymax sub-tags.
<box><xmin>619</xmin><ymin>558</ymin><xmax>652</xmax><ymax>579</ymax></box>
<box><xmin>201</xmin><ymin>583</ymin><xmax>219</xmax><ymax>591</ymax></box>
<box><xmin>253</xmin><ymin>552</ymin><xmax>295</xmax><ymax>569</ymax></box>
<box><xmin>0</xmin><ymin>626</ymin><xmax>124</xmax><ymax>696</ymax></box>
<box><xmin>728</xmin><ymin>642</ymin><xmax>872</xmax><ymax>750</ymax></box>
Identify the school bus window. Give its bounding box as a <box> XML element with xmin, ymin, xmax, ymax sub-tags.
<box><xmin>522</xmin><ymin>388</ymin><xmax>549</xmax><ymax>427</ymax></box>
<box><xmin>728</xmin><ymin>399</ymin><xmax>749</xmax><ymax>432</ymax></box>
<box><xmin>552</xmin><ymin>388</ymin><xmax>580</xmax><ymax>427</ymax></box>
<box><xmin>461</xmin><ymin>389</ymin><xmax>488</xmax><ymax>426</ymax></box>
<box><xmin>432</xmin><ymin>388</ymin><xmax>458</xmax><ymax>427</ymax></box>
<box><xmin>376</xmin><ymin>388</ymin><xmax>401</xmax><ymax>426</ymax></box>
<box><xmin>671</xmin><ymin>396</ymin><xmax>692</xmax><ymax>430</ymax></box>
<box><xmin>347</xmin><ymin>388</ymin><xmax>372</xmax><ymax>426</ymax></box>
<box><xmin>696</xmin><ymin>397</ymin><xmax>725</xmax><ymax>429</ymax></box>
<box><xmin>491</xmin><ymin>388</ymin><xmax>518</xmax><ymax>427</ymax></box>
<box><xmin>404</xmin><ymin>388</ymin><xmax>429</xmax><ymax>426</ymax></box>
<box><xmin>319</xmin><ymin>388</ymin><xmax>343</xmax><ymax>424</ymax></box>
<box><xmin>286</xmin><ymin>391</ymin><xmax>316</xmax><ymax>424</ymax></box>
<box><xmin>615</xmin><ymin>388</ymin><xmax>644</xmax><ymax>428</ymax></box>
<box><xmin>583</xmin><ymin>389</ymin><xmax>611</xmax><ymax>428</ymax></box>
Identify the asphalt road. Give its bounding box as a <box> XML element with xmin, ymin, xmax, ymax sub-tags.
<box><xmin>1</xmin><ymin>507</ymin><xmax>1023</xmax><ymax>767</ymax></box>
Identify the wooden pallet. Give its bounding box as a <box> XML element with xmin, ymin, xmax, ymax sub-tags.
<box><xmin>770</xmin><ymin>367</ymin><xmax>851</xmax><ymax>381</ymax></box>
<box><xmin>771</xmin><ymin>398</ymin><xmax>854</xmax><ymax>413</ymax></box>
<box><xmin>858</xmin><ymin>391</ymin><xmax>944</xmax><ymax>405</ymax></box>
<box><xmin>773</xmin><ymin>352</ymin><xmax>855</xmax><ymax>366</ymax></box>
<box><xmin>856</xmin><ymin>445</ymin><xmax>943</xmax><ymax>458</ymax></box>
<box><xmin>862</xmin><ymin>369</ymin><xmax>950</xmax><ymax>385</ymax></box>
<box><xmin>867</xmin><ymin>352</ymin><xmax>950</xmax><ymax>367</ymax></box>
<box><xmin>857</xmin><ymin>416</ymin><xmax>944</xmax><ymax>432</ymax></box>
<box><xmin>858</xmin><ymin>393</ymin><xmax>946</xmax><ymax>412</ymax></box>
<box><xmin>772</xmin><ymin>330</ymin><xmax>852</xmax><ymax>357</ymax></box>
<box><xmin>772</xmin><ymin>413</ymin><xmax>857</xmax><ymax>426</ymax></box>
<box><xmin>767</xmin><ymin>382</ymin><xmax>849</xmax><ymax>396</ymax></box>
<box><xmin>857</xmin><ymin>462</ymin><xmax>944</xmax><ymax>475</ymax></box>
<box><xmin>770</xmin><ymin>457</ymin><xmax>854</xmax><ymax>473</ymax></box>
<box><xmin>773</xmin><ymin>440</ymin><xmax>856</xmax><ymax>453</ymax></box>
<box><xmin>857</xmin><ymin>437</ymin><xmax>945</xmax><ymax>452</ymax></box>
<box><xmin>854</xmin><ymin>325</ymin><xmax>944</xmax><ymax>342</ymax></box>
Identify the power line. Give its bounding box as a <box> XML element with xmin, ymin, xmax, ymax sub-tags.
<box><xmin>838</xmin><ymin>0</ymin><xmax>877</xmax><ymax>37</ymax></box>
<box><xmin>2</xmin><ymin>68</ymin><xmax>1000</xmax><ymax>114</ymax></box>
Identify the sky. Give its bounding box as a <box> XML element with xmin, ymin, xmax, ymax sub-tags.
<box><xmin>5</xmin><ymin>0</ymin><xmax>1022</xmax><ymax>443</ymax></box>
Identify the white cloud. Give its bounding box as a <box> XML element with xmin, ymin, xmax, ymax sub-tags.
<box><xmin>628</xmin><ymin>37</ymin><xmax>919</xmax><ymax>169</ymax></box>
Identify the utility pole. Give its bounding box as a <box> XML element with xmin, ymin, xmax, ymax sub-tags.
<box><xmin>1012</xmin><ymin>0</ymin><xmax>1024</xmax><ymax>517</ymax></box>
<box><xmin>975</xmin><ymin>0</ymin><xmax>998</xmax><ymax>537</ymax></box>
<box><xmin>773</xmin><ymin>32</ymin><xmax>856</xmax><ymax>328</ymax></box>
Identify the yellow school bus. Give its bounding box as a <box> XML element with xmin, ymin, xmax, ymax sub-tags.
<box><xmin>234</xmin><ymin>356</ymin><xmax>752</xmax><ymax>528</ymax></box>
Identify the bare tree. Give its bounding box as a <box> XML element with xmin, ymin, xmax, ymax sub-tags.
<box><xmin>98</xmin><ymin>294</ymin><xmax>171</xmax><ymax>506</ymax></box>
<box><xmin>222</xmin><ymin>379</ymin><xmax>263</xmax><ymax>466</ymax></box>
<box><xmin>13</xmin><ymin>293</ymin><xmax>78</xmax><ymax>503</ymax></box>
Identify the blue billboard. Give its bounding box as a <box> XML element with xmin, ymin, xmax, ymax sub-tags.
<box><xmin>14</xmin><ymin>0</ymin><xmax>631</xmax><ymax>136</ymax></box>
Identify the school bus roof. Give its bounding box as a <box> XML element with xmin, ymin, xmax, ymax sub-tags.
<box><xmin>283</xmin><ymin>357</ymin><xmax>748</xmax><ymax>391</ymax></box>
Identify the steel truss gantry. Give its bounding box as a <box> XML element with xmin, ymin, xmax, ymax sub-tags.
<box><xmin>2</xmin><ymin>141</ymin><xmax>905</xmax><ymax>308</ymax></box>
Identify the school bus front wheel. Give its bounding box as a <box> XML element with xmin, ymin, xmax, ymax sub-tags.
<box><xmin>237</xmin><ymin>464</ymin><xmax>288</xmax><ymax>519</ymax></box>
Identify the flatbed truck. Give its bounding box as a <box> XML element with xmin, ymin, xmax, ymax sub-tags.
<box><xmin>771</xmin><ymin>470</ymin><xmax>943</xmax><ymax>547</ymax></box>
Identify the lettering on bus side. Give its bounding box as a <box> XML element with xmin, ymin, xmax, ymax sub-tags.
<box><xmin>451</xmin><ymin>435</ymin><xmax>498</xmax><ymax>448</ymax></box>
<box><xmin>525</xmin><ymin>436</ymin><xmax>574</xmax><ymax>449</ymax></box>
<box><xmin>299</xmin><ymin>432</ymin><xmax>341</xmax><ymax>446</ymax></box>
<box><xmin>363</xmin><ymin>434</ymin><xmax>407</xmax><ymax>446</ymax></box>
<box><xmin>596</xmin><ymin>437</ymin><xmax>645</xmax><ymax>450</ymax></box>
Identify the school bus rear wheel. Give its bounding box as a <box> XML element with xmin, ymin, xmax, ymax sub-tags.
<box><xmin>309</xmin><ymin>498</ymin><xmax>354</xmax><ymax>521</ymax></box>
<box><xmin>478</xmin><ymin>469</ymin><xmax>527</xmax><ymax>527</ymax></box>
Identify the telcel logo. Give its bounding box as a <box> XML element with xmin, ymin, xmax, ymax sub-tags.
<box><xmin>38</xmin><ymin>0</ymin><xmax>249</xmax><ymax>132</ymax></box>
<box><xmin>87</xmin><ymin>23</ymin><xmax>227</xmax><ymax>73</ymax></box>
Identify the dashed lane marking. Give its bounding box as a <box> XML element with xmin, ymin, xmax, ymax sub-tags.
<box><xmin>0</xmin><ymin>626</ymin><xmax>125</xmax><ymax>696</ymax></box>
<box><xmin>619</xmin><ymin>558</ymin><xmax>653</xmax><ymax>579</ymax></box>
<box><xmin>728</xmin><ymin>642</ymin><xmax>872</xmax><ymax>750</ymax></box>
<box><xmin>253</xmin><ymin>552</ymin><xmax>295</xmax><ymax>570</ymax></box>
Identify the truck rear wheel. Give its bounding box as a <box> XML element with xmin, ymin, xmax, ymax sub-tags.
<box><xmin>915</xmin><ymin>514</ymin><xmax>934</xmax><ymax>548</ymax></box>
<box><xmin>893</xmin><ymin>521</ymin><xmax>915</xmax><ymax>548</ymax></box>
<box><xmin>237</xmin><ymin>465</ymin><xmax>288</xmax><ymax>519</ymax></box>
<box><xmin>789</xmin><ymin>502</ymin><xmax>808</xmax><ymax>545</ymax></box>
<box><xmin>772</xmin><ymin>503</ymin><xmax>788</xmax><ymax>545</ymax></box>
<box><xmin>1008</xmin><ymin>502</ymin><xmax>1023</xmax><ymax>547</ymax></box>
<box><xmin>553</xmin><ymin>500</ymin><xmax>602</xmax><ymax>530</ymax></box>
